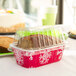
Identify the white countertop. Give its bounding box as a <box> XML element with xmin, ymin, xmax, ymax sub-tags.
<box><xmin>0</xmin><ymin>38</ymin><xmax>76</xmax><ymax>76</ymax></box>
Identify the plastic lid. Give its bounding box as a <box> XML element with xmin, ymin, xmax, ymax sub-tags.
<box><xmin>14</xmin><ymin>26</ymin><xmax>66</xmax><ymax>50</ymax></box>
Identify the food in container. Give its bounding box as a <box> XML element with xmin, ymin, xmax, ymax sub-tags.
<box><xmin>69</xmin><ymin>26</ymin><xmax>76</xmax><ymax>39</ymax></box>
<box><xmin>17</xmin><ymin>34</ymin><xmax>62</xmax><ymax>49</ymax></box>
<box><xmin>9</xmin><ymin>26</ymin><xmax>66</xmax><ymax>68</ymax></box>
<box><xmin>0</xmin><ymin>9</ymin><xmax>25</xmax><ymax>33</ymax></box>
<box><xmin>0</xmin><ymin>36</ymin><xmax>15</xmax><ymax>54</ymax></box>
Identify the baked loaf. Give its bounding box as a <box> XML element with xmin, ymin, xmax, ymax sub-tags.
<box><xmin>17</xmin><ymin>34</ymin><xmax>62</xmax><ymax>49</ymax></box>
<box><xmin>0</xmin><ymin>37</ymin><xmax>15</xmax><ymax>53</ymax></box>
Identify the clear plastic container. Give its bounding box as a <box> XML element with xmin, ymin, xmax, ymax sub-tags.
<box><xmin>9</xmin><ymin>26</ymin><xmax>66</xmax><ymax>68</ymax></box>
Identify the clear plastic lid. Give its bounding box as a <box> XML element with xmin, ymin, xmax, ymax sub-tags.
<box><xmin>14</xmin><ymin>26</ymin><xmax>67</xmax><ymax>50</ymax></box>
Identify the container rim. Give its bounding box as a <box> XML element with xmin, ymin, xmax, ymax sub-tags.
<box><xmin>9</xmin><ymin>42</ymin><xmax>64</xmax><ymax>52</ymax></box>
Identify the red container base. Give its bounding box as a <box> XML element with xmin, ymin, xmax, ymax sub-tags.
<box><xmin>12</xmin><ymin>45</ymin><xmax>64</xmax><ymax>68</ymax></box>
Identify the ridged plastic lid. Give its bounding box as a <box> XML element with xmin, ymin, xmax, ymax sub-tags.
<box><xmin>14</xmin><ymin>26</ymin><xmax>67</xmax><ymax>50</ymax></box>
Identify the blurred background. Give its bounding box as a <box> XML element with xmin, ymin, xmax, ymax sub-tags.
<box><xmin>0</xmin><ymin>0</ymin><xmax>76</xmax><ymax>29</ymax></box>
<box><xmin>0</xmin><ymin>0</ymin><xmax>63</xmax><ymax>26</ymax></box>
<box><xmin>0</xmin><ymin>0</ymin><xmax>76</xmax><ymax>25</ymax></box>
